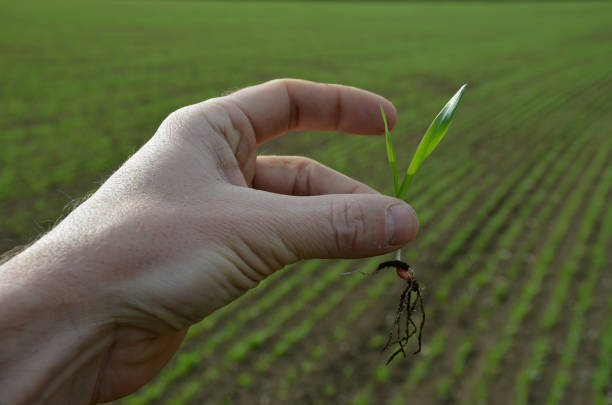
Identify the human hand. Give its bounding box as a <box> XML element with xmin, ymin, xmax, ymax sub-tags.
<box><xmin>0</xmin><ymin>79</ymin><xmax>418</xmax><ymax>403</ymax></box>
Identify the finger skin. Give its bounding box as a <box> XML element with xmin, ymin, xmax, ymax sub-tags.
<box><xmin>246</xmin><ymin>190</ymin><xmax>419</xmax><ymax>260</ymax></box>
<box><xmin>252</xmin><ymin>155</ymin><xmax>379</xmax><ymax>196</ymax></box>
<box><xmin>226</xmin><ymin>78</ymin><xmax>398</xmax><ymax>144</ymax></box>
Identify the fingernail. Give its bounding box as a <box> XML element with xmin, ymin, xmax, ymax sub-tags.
<box><xmin>386</xmin><ymin>203</ymin><xmax>418</xmax><ymax>246</ymax></box>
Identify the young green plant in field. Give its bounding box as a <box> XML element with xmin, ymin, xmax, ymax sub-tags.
<box><xmin>376</xmin><ymin>84</ymin><xmax>467</xmax><ymax>363</ymax></box>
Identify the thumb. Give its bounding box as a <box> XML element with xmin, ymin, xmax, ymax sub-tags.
<box><xmin>264</xmin><ymin>193</ymin><xmax>419</xmax><ymax>260</ymax></box>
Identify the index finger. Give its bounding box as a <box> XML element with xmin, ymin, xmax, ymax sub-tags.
<box><xmin>226</xmin><ymin>78</ymin><xmax>398</xmax><ymax>144</ymax></box>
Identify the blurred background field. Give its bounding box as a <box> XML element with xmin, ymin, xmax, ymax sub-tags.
<box><xmin>1</xmin><ymin>1</ymin><xmax>611</xmax><ymax>404</ymax></box>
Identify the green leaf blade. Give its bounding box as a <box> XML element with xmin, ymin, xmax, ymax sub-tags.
<box><xmin>398</xmin><ymin>84</ymin><xmax>467</xmax><ymax>199</ymax></box>
<box><xmin>380</xmin><ymin>104</ymin><xmax>399</xmax><ymax>196</ymax></box>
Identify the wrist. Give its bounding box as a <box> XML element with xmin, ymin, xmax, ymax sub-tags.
<box><xmin>0</xmin><ymin>234</ymin><xmax>113</xmax><ymax>404</ymax></box>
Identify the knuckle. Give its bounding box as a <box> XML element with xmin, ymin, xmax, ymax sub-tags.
<box><xmin>158</xmin><ymin>106</ymin><xmax>196</xmax><ymax>140</ymax></box>
<box><xmin>214</xmin><ymin>99</ymin><xmax>256</xmax><ymax>151</ymax></box>
<box><xmin>158</xmin><ymin>103</ymin><xmax>217</xmax><ymax>144</ymax></box>
<box><xmin>165</xmin><ymin>106</ymin><xmax>192</xmax><ymax>127</ymax></box>
<box><xmin>330</xmin><ymin>199</ymin><xmax>366</xmax><ymax>253</ymax></box>
<box><xmin>294</xmin><ymin>156</ymin><xmax>316</xmax><ymax>168</ymax></box>
<box><xmin>292</xmin><ymin>157</ymin><xmax>318</xmax><ymax>196</ymax></box>
<box><xmin>267</xmin><ymin>78</ymin><xmax>291</xmax><ymax>88</ymax></box>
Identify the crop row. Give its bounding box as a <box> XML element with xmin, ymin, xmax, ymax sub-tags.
<box><xmin>433</xmin><ymin>136</ymin><xmax>567</xmax><ymax>299</ymax></box>
<box><xmin>515</xmin><ymin>162</ymin><xmax>612</xmax><ymax>405</ymax></box>
<box><xmin>593</xmin><ymin>278</ymin><xmax>612</xmax><ymax>404</ymax></box>
<box><xmin>449</xmin><ymin>115</ymin><xmax>594</xmax><ymax>314</ymax></box>
<box><xmin>436</xmin><ymin>128</ymin><xmax>592</xmax><ymax>399</ymax></box>
<box><xmin>430</xmin><ymin>128</ymin><xmax>591</xmax><ymax>401</ymax></box>
<box><xmin>454</xmin><ymin>86</ymin><xmax>612</xmax><ymax>394</ymax></box>
<box><xmin>425</xmin><ymin>127</ymin><xmax>602</xmax><ymax>401</ymax></box>
<box><xmin>465</xmin><ymin>130</ymin><xmax>612</xmax><ymax>404</ymax></box>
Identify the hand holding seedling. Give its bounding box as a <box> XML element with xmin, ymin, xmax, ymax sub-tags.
<box><xmin>0</xmin><ymin>79</ymin><xmax>418</xmax><ymax>403</ymax></box>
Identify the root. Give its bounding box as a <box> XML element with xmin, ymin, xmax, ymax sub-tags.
<box><xmin>376</xmin><ymin>260</ymin><xmax>426</xmax><ymax>364</ymax></box>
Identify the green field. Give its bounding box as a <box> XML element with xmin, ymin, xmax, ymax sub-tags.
<box><xmin>2</xmin><ymin>1</ymin><xmax>612</xmax><ymax>404</ymax></box>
